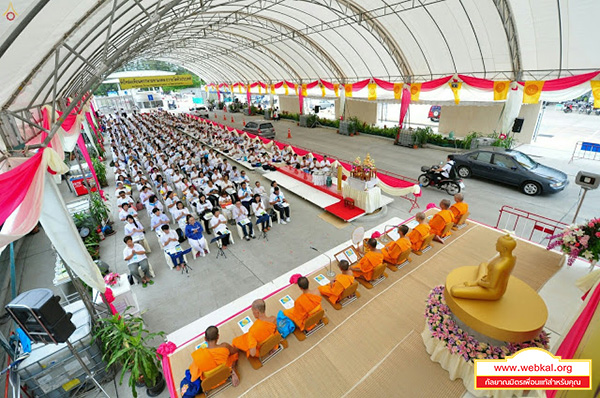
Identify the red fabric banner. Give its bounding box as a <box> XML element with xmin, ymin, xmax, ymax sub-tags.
<box><xmin>274</xmin><ymin>82</ymin><xmax>284</xmax><ymax>89</ymax></box>
<box><xmin>77</xmin><ymin>134</ymin><xmax>103</xmax><ymax>198</ymax></box>
<box><xmin>299</xmin><ymin>86</ymin><xmax>304</xmax><ymax>114</ymax></box>
<box><xmin>321</xmin><ymin>80</ymin><xmax>335</xmax><ymax>90</ymax></box>
<box><xmin>538</xmin><ymin>70</ymin><xmax>600</xmax><ymax>91</ymax></box>
<box><xmin>399</xmin><ymin>87</ymin><xmax>411</xmax><ymax>130</ymax></box>
<box><xmin>0</xmin><ymin>150</ymin><xmax>44</xmax><ymax>225</ymax></box>
<box><xmin>284</xmin><ymin>81</ymin><xmax>297</xmax><ymax>89</ymax></box>
<box><xmin>306</xmin><ymin>80</ymin><xmax>319</xmax><ymax>89</ymax></box>
<box><xmin>457</xmin><ymin>74</ymin><xmax>494</xmax><ymax>90</ymax></box>
<box><xmin>351</xmin><ymin>78</ymin><xmax>371</xmax><ymax>91</ymax></box>
<box><xmin>373</xmin><ymin>78</ymin><xmax>396</xmax><ymax>91</ymax></box>
<box><xmin>421</xmin><ymin>75</ymin><xmax>453</xmax><ymax>91</ymax></box>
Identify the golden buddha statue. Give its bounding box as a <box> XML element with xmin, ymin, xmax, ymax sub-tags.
<box><xmin>450</xmin><ymin>234</ymin><xmax>517</xmax><ymax>301</ymax></box>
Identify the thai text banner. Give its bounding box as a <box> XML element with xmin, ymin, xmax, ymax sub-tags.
<box><xmin>118</xmin><ymin>75</ymin><xmax>193</xmax><ymax>89</ymax></box>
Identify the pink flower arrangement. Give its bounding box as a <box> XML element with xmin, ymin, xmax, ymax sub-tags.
<box><xmin>546</xmin><ymin>218</ymin><xmax>600</xmax><ymax>265</ymax></box>
<box><xmin>425</xmin><ymin>285</ymin><xmax>549</xmax><ymax>362</ymax></box>
<box><xmin>104</xmin><ymin>272</ymin><xmax>120</xmax><ymax>286</ymax></box>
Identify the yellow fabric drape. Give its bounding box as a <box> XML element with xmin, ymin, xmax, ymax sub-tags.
<box><xmin>591</xmin><ymin>81</ymin><xmax>600</xmax><ymax>109</ymax></box>
<box><xmin>284</xmin><ymin>83</ymin><xmax>289</xmax><ymax>96</ymax></box>
<box><xmin>270</xmin><ymin>84</ymin><xmax>275</xmax><ymax>95</ymax></box>
<box><xmin>258</xmin><ymin>85</ymin><xmax>262</xmax><ymax>95</ymax></box>
<box><xmin>410</xmin><ymin>83</ymin><xmax>422</xmax><ymax>101</ymax></box>
<box><xmin>368</xmin><ymin>83</ymin><xmax>377</xmax><ymax>101</ymax></box>
<box><xmin>449</xmin><ymin>82</ymin><xmax>462</xmax><ymax>104</ymax></box>
<box><xmin>320</xmin><ymin>83</ymin><xmax>326</xmax><ymax>97</ymax></box>
<box><xmin>393</xmin><ymin>83</ymin><xmax>403</xmax><ymax>100</ymax></box>
<box><xmin>333</xmin><ymin>83</ymin><xmax>339</xmax><ymax>97</ymax></box>
<box><xmin>493</xmin><ymin>81</ymin><xmax>510</xmax><ymax>101</ymax></box>
<box><xmin>522</xmin><ymin>81</ymin><xmax>545</xmax><ymax>104</ymax></box>
<box><xmin>238</xmin><ymin>84</ymin><xmax>242</xmax><ymax>94</ymax></box>
<box><xmin>345</xmin><ymin>84</ymin><xmax>353</xmax><ymax>98</ymax></box>
<box><xmin>301</xmin><ymin>84</ymin><xmax>307</xmax><ymax>97</ymax></box>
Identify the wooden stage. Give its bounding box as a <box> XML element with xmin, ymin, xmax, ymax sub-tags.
<box><xmin>166</xmin><ymin>213</ymin><xmax>576</xmax><ymax>398</ymax></box>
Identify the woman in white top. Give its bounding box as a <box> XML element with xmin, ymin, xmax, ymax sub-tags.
<box><xmin>251</xmin><ymin>193</ymin><xmax>271</xmax><ymax>231</ymax></box>
<box><xmin>253</xmin><ymin>181</ymin><xmax>267</xmax><ymax>199</ymax></box>
<box><xmin>209</xmin><ymin>209</ymin><xmax>230</xmax><ymax>248</ymax></box>
<box><xmin>164</xmin><ymin>191</ymin><xmax>179</xmax><ymax>217</ymax></box>
<box><xmin>172</xmin><ymin>201</ymin><xmax>191</xmax><ymax>232</ymax></box>
<box><xmin>124</xmin><ymin>215</ymin><xmax>151</xmax><ymax>252</ymax></box>
<box><xmin>193</xmin><ymin>194</ymin><xmax>214</xmax><ymax>234</ymax></box>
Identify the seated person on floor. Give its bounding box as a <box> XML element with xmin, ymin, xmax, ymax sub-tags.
<box><xmin>429</xmin><ymin>199</ymin><xmax>453</xmax><ymax>243</ymax></box>
<box><xmin>122</xmin><ymin>236</ymin><xmax>153</xmax><ymax>287</ymax></box>
<box><xmin>232</xmin><ymin>299</ymin><xmax>277</xmax><ymax>357</ymax></box>
<box><xmin>283</xmin><ymin>276</ymin><xmax>323</xmax><ymax>331</ymax></box>
<box><xmin>382</xmin><ymin>225</ymin><xmax>411</xmax><ymax>264</ymax></box>
<box><xmin>318</xmin><ymin>260</ymin><xmax>354</xmax><ymax>305</ymax></box>
<box><xmin>232</xmin><ymin>200</ymin><xmax>255</xmax><ymax>241</ymax></box>
<box><xmin>269</xmin><ymin>187</ymin><xmax>290</xmax><ymax>224</ymax></box>
<box><xmin>189</xmin><ymin>326</ymin><xmax>240</xmax><ymax>387</ymax></box>
<box><xmin>407</xmin><ymin>212</ymin><xmax>431</xmax><ymax>252</ymax></box>
<box><xmin>450</xmin><ymin>193</ymin><xmax>469</xmax><ymax>226</ymax></box>
<box><xmin>209</xmin><ymin>209</ymin><xmax>231</xmax><ymax>249</ymax></box>
<box><xmin>350</xmin><ymin>238</ymin><xmax>383</xmax><ymax>281</ymax></box>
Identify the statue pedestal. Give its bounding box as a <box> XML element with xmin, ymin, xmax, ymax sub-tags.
<box><xmin>445</xmin><ymin>266</ymin><xmax>548</xmax><ymax>343</ymax></box>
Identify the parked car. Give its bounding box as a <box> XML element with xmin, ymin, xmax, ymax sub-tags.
<box><xmin>316</xmin><ymin>101</ymin><xmax>335</xmax><ymax>110</ymax></box>
<box><xmin>243</xmin><ymin>121</ymin><xmax>276</xmax><ymax>139</ymax></box>
<box><xmin>428</xmin><ymin>105</ymin><xmax>441</xmax><ymax>122</ymax></box>
<box><xmin>189</xmin><ymin>106</ymin><xmax>209</xmax><ymax>118</ymax></box>
<box><xmin>452</xmin><ymin>148</ymin><xmax>568</xmax><ymax>196</ymax></box>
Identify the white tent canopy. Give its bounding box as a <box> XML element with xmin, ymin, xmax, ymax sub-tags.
<box><xmin>0</xmin><ymin>0</ymin><xmax>598</xmax><ymax>116</ymax></box>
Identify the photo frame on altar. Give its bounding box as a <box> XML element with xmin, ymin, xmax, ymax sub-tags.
<box><xmin>334</xmin><ymin>245</ymin><xmax>361</xmax><ymax>265</ymax></box>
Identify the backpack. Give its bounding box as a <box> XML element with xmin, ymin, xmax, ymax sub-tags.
<box><xmin>276</xmin><ymin>310</ymin><xmax>295</xmax><ymax>338</ymax></box>
<box><xmin>176</xmin><ymin>227</ymin><xmax>186</xmax><ymax>243</ymax></box>
<box><xmin>180</xmin><ymin>370</ymin><xmax>202</xmax><ymax>397</ymax></box>
<box><xmin>268</xmin><ymin>209</ymin><xmax>277</xmax><ymax>223</ymax></box>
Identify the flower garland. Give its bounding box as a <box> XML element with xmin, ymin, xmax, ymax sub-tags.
<box><xmin>425</xmin><ymin>285</ymin><xmax>549</xmax><ymax>362</ymax></box>
<box><xmin>546</xmin><ymin>218</ymin><xmax>600</xmax><ymax>266</ymax></box>
<box><xmin>104</xmin><ymin>272</ymin><xmax>120</xmax><ymax>286</ymax></box>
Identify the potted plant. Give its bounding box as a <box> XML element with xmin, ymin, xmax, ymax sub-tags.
<box><xmin>94</xmin><ymin>312</ymin><xmax>167</xmax><ymax>397</ymax></box>
<box><xmin>89</xmin><ymin>191</ymin><xmax>110</xmax><ymax>226</ymax></box>
<box><xmin>92</xmin><ymin>157</ymin><xmax>108</xmax><ymax>187</ymax></box>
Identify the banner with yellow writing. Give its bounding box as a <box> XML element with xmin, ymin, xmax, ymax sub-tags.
<box><xmin>393</xmin><ymin>83</ymin><xmax>403</xmax><ymax>100</ymax></box>
<box><xmin>410</xmin><ymin>83</ymin><xmax>422</xmax><ymax>101</ymax></box>
<box><xmin>333</xmin><ymin>83</ymin><xmax>339</xmax><ymax>97</ymax></box>
<box><xmin>345</xmin><ymin>84</ymin><xmax>352</xmax><ymax>98</ymax></box>
<box><xmin>493</xmin><ymin>81</ymin><xmax>510</xmax><ymax>101</ymax></box>
<box><xmin>119</xmin><ymin>75</ymin><xmax>193</xmax><ymax>89</ymax></box>
<box><xmin>591</xmin><ymin>81</ymin><xmax>600</xmax><ymax>108</ymax></box>
<box><xmin>522</xmin><ymin>81</ymin><xmax>544</xmax><ymax>104</ymax></box>
<box><xmin>449</xmin><ymin>82</ymin><xmax>462</xmax><ymax>104</ymax></box>
<box><xmin>368</xmin><ymin>83</ymin><xmax>377</xmax><ymax>100</ymax></box>
<box><xmin>301</xmin><ymin>84</ymin><xmax>307</xmax><ymax>97</ymax></box>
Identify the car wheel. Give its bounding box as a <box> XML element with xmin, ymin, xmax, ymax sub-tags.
<box><xmin>445</xmin><ymin>182</ymin><xmax>461</xmax><ymax>195</ymax></box>
<box><xmin>457</xmin><ymin>166</ymin><xmax>472</xmax><ymax>178</ymax></box>
<box><xmin>433</xmin><ymin>111</ymin><xmax>440</xmax><ymax>117</ymax></box>
<box><xmin>521</xmin><ymin>181</ymin><xmax>541</xmax><ymax>196</ymax></box>
<box><xmin>418</xmin><ymin>174</ymin><xmax>431</xmax><ymax>187</ymax></box>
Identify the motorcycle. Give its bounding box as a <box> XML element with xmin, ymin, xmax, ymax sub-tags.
<box><xmin>418</xmin><ymin>165</ymin><xmax>465</xmax><ymax>195</ymax></box>
<box><xmin>563</xmin><ymin>103</ymin><xmax>573</xmax><ymax>113</ymax></box>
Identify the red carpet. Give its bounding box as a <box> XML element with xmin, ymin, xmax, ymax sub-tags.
<box><xmin>324</xmin><ymin>200</ymin><xmax>365</xmax><ymax>222</ymax></box>
<box><xmin>276</xmin><ymin>166</ymin><xmax>343</xmax><ymax>200</ymax></box>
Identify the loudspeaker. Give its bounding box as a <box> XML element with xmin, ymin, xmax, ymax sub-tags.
<box><xmin>314</xmin><ymin>105</ymin><xmax>320</xmax><ymax>114</ymax></box>
<box><xmin>512</xmin><ymin>118</ymin><xmax>524</xmax><ymax>133</ymax></box>
<box><xmin>6</xmin><ymin>288</ymin><xmax>76</xmax><ymax>344</ymax></box>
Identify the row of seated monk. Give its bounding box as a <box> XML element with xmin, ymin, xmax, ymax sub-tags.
<box><xmin>180</xmin><ymin>195</ymin><xmax>469</xmax><ymax>396</ymax></box>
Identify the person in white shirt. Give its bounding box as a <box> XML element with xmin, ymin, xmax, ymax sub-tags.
<box><xmin>123</xmin><ymin>236</ymin><xmax>153</xmax><ymax>287</ymax></box>
<box><xmin>116</xmin><ymin>191</ymin><xmax>134</xmax><ymax>209</ymax></box>
<box><xmin>193</xmin><ymin>194</ymin><xmax>213</xmax><ymax>234</ymax></box>
<box><xmin>237</xmin><ymin>181</ymin><xmax>252</xmax><ymax>213</ymax></box>
<box><xmin>238</xmin><ymin>170</ymin><xmax>250</xmax><ymax>184</ymax></box>
<box><xmin>160</xmin><ymin>224</ymin><xmax>184</xmax><ymax>271</ymax></box>
<box><xmin>115</xmin><ymin>182</ymin><xmax>131</xmax><ymax>198</ymax></box>
<box><xmin>164</xmin><ymin>191</ymin><xmax>179</xmax><ymax>217</ymax></box>
<box><xmin>252</xmin><ymin>194</ymin><xmax>271</xmax><ymax>231</ymax></box>
<box><xmin>232</xmin><ymin>200</ymin><xmax>254</xmax><ymax>240</ymax></box>
<box><xmin>269</xmin><ymin>187</ymin><xmax>290</xmax><ymax>224</ymax></box>
<box><xmin>119</xmin><ymin>203</ymin><xmax>138</xmax><ymax>222</ymax></box>
<box><xmin>253</xmin><ymin>181</ymin><xmax>267</xmax><ymax>200</ymax></box>
<box><xmin>209</xmin><ymin>209</ymin><xmax>231</xmax><ymax>248</ymax></box>
<box><xmin>172</xmin><ymin>201</ymin><xmax>191</xmax><ymax>232</ymax></box>
<box><xmin>433</xmin><ymin>155</ymin><xmax>455</xmax><ymax>183</ymax></box>
<box><xmin>124</xmin><ymin>215</ymin><xmax>151</xmax><ymax>252</ymax></box>
<box><xmin>150</xmin><ymin>208</ymin><xmax>170</xmax><ymax>233</ymax></box>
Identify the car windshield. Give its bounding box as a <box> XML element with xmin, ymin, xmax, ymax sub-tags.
<box><xmin>510</xmin><ymin>151</ymin><xmax>537</xmax><ymax>169</ymax></box>
<box><xmin>260</xmin><ymin>123</ymin><xmax>273</xmax><ymax>129</ymax></box>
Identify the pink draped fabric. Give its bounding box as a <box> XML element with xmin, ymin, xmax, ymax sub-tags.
<box><xmin>546</xmin><ymin>282</ymin><xmax>600</xmax><ymax>398</ymax></box>
<box><xmin>377</xmin><ymin>172</ymin><xmax>414</xmax><ymax>188</ymax></box>
<box><xmin>284</xmin><ymin>80</ymin><xmax>297</xmax><ymax>89</ymax></box>
<box><xmin>321</xmin><ymin>80</ymin><xmax>335</xmax><ymax>90</ymax></box>
<box><xmin>299</xmin><ymin>87</ymin><xmax>304</xmax><ymax>114</ymax></box>
<box><xmin>373</xmin><ymin>78</ymin><xmax>396</xmax><ymax>91</ymax></box>
<box><xmin>421</xmin><ymin>75</ymin><xmax>453</xmax><ymax>91</ymax></box>
<box><xmin>246</xmin><ymin>86</ymin><xmax>251</xmax><ymax>106</ymax></box>
<box><xmin>537</xmin><ymin>70</ymin><xmax>600</xmax><ymax>91</ymax></box>
<box><xmin>306</xmin><ymin>80</ymin><xmax>319</xmax><ymax>89</ymax></box>
<box><xmin>351</xmin><ymin>78</ymin><xmax>371</xmax><ymax>91</ymax></box>
<box><xmin>0</xmin><ymin>151</ymin><xmax>44</xmax><ymax>225</ymax></box>
<box><xmin>76</xmin><ymin>134</ymin><xmax>103</xmax><ymax>198</ymax></box>
<box><xmin>274</xmin><ymin>81</ymin><xmax>284</xmax><ymax>89</ymax></box>
<box><xmin>399</xmin><ymin>87</ymin><xmax>411</xmax><ymax>129</ymax></box>
<box><xmin>156</xmin><ymin>342</ymin><xmax>177</xmax><ymax>398</ymax></box>
<box><xmin>457</xmin><ymin>74</ymin><xmax>494</xmax><ymax>90</ymax></box>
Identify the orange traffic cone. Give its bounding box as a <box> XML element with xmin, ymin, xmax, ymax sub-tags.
<box><xmin>287</xmin><ymin>128</ymin><xmax>292</xmax><ymax>139</ymax></box>
<box><xmin>243</xmin><ymin>119</ymin><xmax>246</xmax><ymax>127</ymax></box>
<box><xmin>214</xmin><ymin>113</ymin><xmax>217</xmax><ymax>118</ymax></box>
<box><xmin>223</xmin><ymin>115</ymin><xmax>227</xmax><ymax>121</ymax></box>
<box><xmin>231</xmin><ymin>117</ymin><xmax>234</xmax><ymax>123</ymax></box>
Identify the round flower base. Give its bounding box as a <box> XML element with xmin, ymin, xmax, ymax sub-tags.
<box><xmin>422</xmin><ymin>285</ymin><xmax>549</xmax><ymax>398</ymax></box>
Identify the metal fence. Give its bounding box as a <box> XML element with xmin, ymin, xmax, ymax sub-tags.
<box><xmin>495</xmin><ymin>205</ymin><xmax>569</xmax><ymax>245</ymax></box>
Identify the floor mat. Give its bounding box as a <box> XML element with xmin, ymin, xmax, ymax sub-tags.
<box><xmin>318</xmin><ymin>211</ymin><xmax>350</xmax><ymax>229</ymax></box>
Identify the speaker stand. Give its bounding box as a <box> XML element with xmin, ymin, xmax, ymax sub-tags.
<box><xmin>66</xmin><ymin>340</ymin><xmax>111</xmax><ymax>398</ymax></box>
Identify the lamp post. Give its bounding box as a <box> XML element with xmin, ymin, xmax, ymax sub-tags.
<box><xmin>311</xmin><ymin>246</ymin><xmax>336</xmax><ymax>278</ymax></box>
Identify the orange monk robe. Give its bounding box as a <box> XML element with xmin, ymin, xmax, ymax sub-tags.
<box><xmin>283</xmin><ymin>293</ymin><xmax>322</xmax><ymax>331</ymax></box>
<box><xmin>450</xmin><ymin>202</ymin><xmax>469</xmax><ymax>224</ymax></box>
<box><xmin>429</xmin><ymin>209</ymin><xmax>453</xmax><ymax>237</ymax></box>
<box><xmin>318</xmin><ymin>274</ymin><xmax>354</xmax><ymax>305</ymax></box>
<box><xmin>408</xmin><ymin>223</ymin><xmax>431</xmax><ymax>251</ymax></box>
<box><xmin>382</xmin><ymin>238</ymin><xmax>411</xmax><ymax>264</ymax></box>
<box><xmin>352</xmin><ymin>251</ymin><xmax>384</xmax><ymax>281</ymax></box>
<box><xmin>189</xmin><ymin>347</ymin><xmax>239</xmax><ymax>382</ymax></box>
<box><xmin>232</xmin><ymin>319</ymin><xmax>277</xmax><ymax>357</ymax></box>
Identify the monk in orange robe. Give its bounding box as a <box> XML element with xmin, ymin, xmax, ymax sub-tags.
<box><xmin>189</xmin><ymin>326</ymin><xmax>240</xmax><ymax>387</ymax></box>
<box><xmin>284</xmin><ymin>276</ymin><xmax>323</xmax><ymax>331</ymax></box>
<box><xmin>429</xmin><ymin>199</ymin><xmax>453</xmax><ymax>243</ymax></box>
<box><xmin>319</xmin><ymin>260</ymin><xmax>354</xmax><ymax>305</ymax></box>
<box><xmin>408</xmin><ymin>212</ymin><xmax>431</xmax><ymax>252</ymax></box>
<box><xmin>382</xmin><ymin>225</ymin><xmax>411</xmax><ymax>264</ymax></box>
<box><xmin>350</xmin><ymin>238</ymin><xmax>384</xmax><ymax>281</ymax></box>
<box><xmin>232</xmin><ymin>299</ymin><xmax>277</xmax><ymax>357</ymax></box>
<box><xmin>450</xmin><ymin>193</ymin><xmax>469</xmax><ymax>225</ymax></box>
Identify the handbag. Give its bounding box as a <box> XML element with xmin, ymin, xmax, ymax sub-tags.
<box><xmin>268</xmin><ymin>209</ymin><xmax>277</xmax><ymax>222</ymax></box>
<box><xmin>276</xmin><ymin>310</ymin><xmax>295</xmax><ymax>338</ymax></box>
<box><xmin>135</xmin><ymin>201</ymin><xmax>144</xmax><ymax>211</ymax></box>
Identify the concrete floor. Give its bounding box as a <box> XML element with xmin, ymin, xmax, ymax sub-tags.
<box><xmin>2</xmin><ymin>105</ymin><xmax>598</xmax><ymax>397</ymax></box>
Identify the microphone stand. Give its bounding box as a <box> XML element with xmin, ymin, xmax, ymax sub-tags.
<box><xmin>311</xmin><ymin>246</ymin><xmax>336</xmax><ymax>278</ymax></box>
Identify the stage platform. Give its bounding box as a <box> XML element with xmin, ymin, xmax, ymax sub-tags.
<box><xmin>165</xmin><ymin>213</ymin><xmax>588</xmax><ymax>398</ymax></box>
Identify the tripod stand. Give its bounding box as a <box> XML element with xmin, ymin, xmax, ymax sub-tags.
<box><xmin>167</xmin><ymin>247</ymin><xmax>193</xmax><ymax>274</ymax></box>
<box><xmin>210</xmin><ymin>234</ymin><xmax>228</xmax><ymax>258</ymax></box>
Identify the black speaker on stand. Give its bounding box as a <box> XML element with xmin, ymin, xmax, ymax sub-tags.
<box><xmin>512</xmin><ymin>117</ymin><xmax>524</xmax><ymax>133</ymax></box>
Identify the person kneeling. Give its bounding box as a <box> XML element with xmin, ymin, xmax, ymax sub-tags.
<box><xmin>188</xmin><ymin>326</ymin><xmax>240</xmax><ymax>389</ymax></box>
<box><xmin>283</xmin><ymin>276</ymin><xmax>322</xmax><ymax>332</ymax></box>
<box><xmin>123</xmin><ymin>236</ymin><xmax>153</xmax><ymax>287</ymax></box>
<box><xmin>232</xmin><ymin>299</ymin><xmax>280</xmax><ymax>358</ymax></box>
<box><xmin>350</xmin><ymin>238</ymin><xmax>383</xmax><ymax>281</ymax></box>
<box><xmin>318</xmin><ymin>260</ymin><xmax>354</xmax><ymax>305</ymax></box>
<box><xmin>232</xmin><ymin>201</ymin><xmax>254</xmax><ymax>241</ymax></box>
